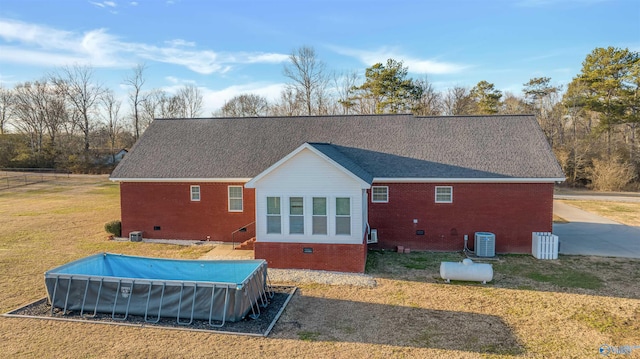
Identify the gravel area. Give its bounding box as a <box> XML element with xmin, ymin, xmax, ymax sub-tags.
<box><xmin>5</xmin><ymin>286</ymin><xmax>296</xmax><ymax>336</ymax></box>
<box><xmin>268</xmin><ymin>268</ymin><xmax>377</xmax><ymax>287</ymax></box>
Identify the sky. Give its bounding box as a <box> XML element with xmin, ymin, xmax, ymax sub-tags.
<box><xmin>0</xmin><ymin>0</ymin><xmax>638</xmax><ymax>115</ymax></box>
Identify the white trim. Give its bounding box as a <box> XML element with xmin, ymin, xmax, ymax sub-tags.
<box><xmin>435</xmin><ymin>186</ymin><xmax>453</xmax><ymax>203</ymax></box>
<box><xmin>255</xmin><ymin>238</ymin><xmax>363</xmax><ymax>245</ymax></box>
<box><xmin>190</xmin><ymin>185</ymin><xmax>201</xmax><ymax>202</ymax></box>
<box><xmin>111</xmin><ymin>176</ymin><xmax>565</xmax><ymax>184</ymax></box>
<box><xmin>228</xmin><ymin>185</ymin><xmax>243</xmax><ymax>212</ymax></box>
<box><xmin>244</xmin><ymin>143</ymin><xmax>371</xmax><ymax>189</ymax></box>
<box><xmin>371</xmin><ymin>186</ymin><xmax>389</xmax><ymax>203</ymax></box>
<box><xmin>373</xmin><ymin>177</ymin><xmax>565</xmax><ymax>183</ymax></box>
<box><xmin>109</xmin><ymin>177</ymin><xmax>252</xmax><ymax>183</ymax></box>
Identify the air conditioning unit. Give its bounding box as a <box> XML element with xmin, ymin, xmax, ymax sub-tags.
<box><xmin>367</xmin><ymin>229</ymin><xmax>378</xmax><ymax>244</ymax></box>
<box><xmin>129</xmin><ymin>231</ymin><xmax>143</xmax><ymax>242</ymax></box>
<box><xmin>474</xmin><ymin>232</ymin><xmax>495</xmax><ymax>257</ymax></box>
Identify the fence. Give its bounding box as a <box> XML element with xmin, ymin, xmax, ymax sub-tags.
<box><xmin>0</xmin><ymin>169</ymin><xmax>70</xmax><ymax>190</ymax></box>
<box><xmin>532</xmin><ymin>232</ymin><xmax>559</xmax><ymax>260</ymax></box>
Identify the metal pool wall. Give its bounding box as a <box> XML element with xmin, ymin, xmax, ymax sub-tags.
<box><xmin>45</xmin><ymin>253</ymin><xmax>269</xmax><ymax>325</ymax></box>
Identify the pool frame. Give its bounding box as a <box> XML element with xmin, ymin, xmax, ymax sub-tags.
<box><xmin>45</xmin><ymin>253</ymin><xmax>270</xmax><ymax>326</ymax></box>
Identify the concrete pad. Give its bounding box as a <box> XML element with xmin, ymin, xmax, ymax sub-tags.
<box><xmin>553</xmin><ymin>201</ymin><xmax>640</xmax><ymax>259</ymax></box>
<box><xmin>199</xmin><ymin>243</ymin><xmax>254</xmax><ymax>260</ymax></box>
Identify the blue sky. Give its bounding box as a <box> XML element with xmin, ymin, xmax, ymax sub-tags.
<box><xmin>0</xmin><ymin>0</ymin><xmax>638</xmax><ymax>115</ymax></box>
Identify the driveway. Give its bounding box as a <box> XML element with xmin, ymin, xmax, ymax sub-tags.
<box><xmin>553</xmin><ymin>201</ymin><xmax>640</xmax><ymax>259</ymax></box>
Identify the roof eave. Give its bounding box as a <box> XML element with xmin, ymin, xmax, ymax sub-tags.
<box><xmin>109</xmin><ymin>177</ymin><xmax>253</xmax><ymax>183</ymax></box>
<box><xmin>373</xmin><ymin>177</ymin><xmax>566</xmax><ymax>183</ymax></box>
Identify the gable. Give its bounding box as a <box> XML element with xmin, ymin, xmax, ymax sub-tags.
<box><xmin>245</xmin><ymin>144</ymin><xmax>371</xmax><ymax>190</ymax></box>
<box><xmin>110</xmin><ymin>114</ymin><xmax>565</xmax><ymax>182</ymax></box>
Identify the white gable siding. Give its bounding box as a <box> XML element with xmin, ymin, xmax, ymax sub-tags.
<box><xmin>253</xmin><ymin>148</ymin><xmax>364</xmax><ymax>244</ymax></box>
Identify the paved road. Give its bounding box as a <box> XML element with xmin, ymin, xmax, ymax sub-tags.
<box><xmin>553</xmin><ymin>201</ymin><xmax>640</xmax><ymax>259</ymax></box>
<box><xmin>554</xmin><ymin>194</ymin><xmax>640</xmax><ymax>203</ymax></box>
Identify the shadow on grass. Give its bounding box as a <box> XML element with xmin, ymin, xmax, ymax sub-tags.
<box><xmin>366</xmin><ymin>250</ymin><xmax>640</xmax><ymax>300</ymax></box>
<box><xmin>271</xmin><ymin>294</ymin><xmax>524</xmax><ymax>355</ymax></box>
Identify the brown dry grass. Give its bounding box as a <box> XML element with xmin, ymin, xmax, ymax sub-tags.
<box><xmin>558</xmin><ymin>200</ymin><xmax>640</xmax><ymax>227</ymax></box>
<box><xmin>1</xmin><ymin>178</ymin><xmax>639</xmax><ymax>358</ymax></box>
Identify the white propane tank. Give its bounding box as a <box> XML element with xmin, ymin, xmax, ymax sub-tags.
<box><xmin>440</xmin><ymin>258</ymin><xmax>493</xmax><ymax>284</ymax></box>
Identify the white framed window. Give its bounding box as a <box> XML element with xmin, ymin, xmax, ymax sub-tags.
<box><xmin>371</xmin><ymin>186</ymin><xmax>389</xmax><ymax>203</ymax></box>
<box><xmin>266</xmin><ymin>197</ymin><xmax>281</xmax><ymax>234</ymax></box>
<box><xmin>435</xmin><ymin>186</ymin><xmax>453</xmax><ymax>203</ymax></box>
<box><xmin>335</xmin><ymin>197</ymin><xmax>351</xmax><ymax>235</ymax></box>
<box><xmin>228</xmin><ymin>186</ymin><xmax>243</xmax><ymax>212</ymax></box>
<box><xmin>190</xmin><ymin>185</ymin><xmax>200</xmax><ymax>201</ymax></box>
<box><xmin>289</xmin><ymin>197</ymin><xmax>304</xmax><ymax>234</ymax></box>
<box><xmin>312</xmin><ymin>197</ymin><xmax>327</xmax><ymax>235</ymax></box>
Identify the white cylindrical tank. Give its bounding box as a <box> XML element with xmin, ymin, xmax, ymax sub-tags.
<box><xmin>440</xmin><ymin>259</ymin><xmax>493</xmax><ymax>284</ymax></box>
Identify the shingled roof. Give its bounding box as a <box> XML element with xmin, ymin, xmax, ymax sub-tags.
<box><xmin>110</xmin><ymin>114</ymin><xmax>565</xmax><ymax>181</ymax></box>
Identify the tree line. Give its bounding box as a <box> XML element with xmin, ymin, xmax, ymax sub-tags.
<box><xmin>0</xmin><ymin>64</ymin><xmax>203</xmax><ymax>172</ymax></box>
<box><xmin>219</xmin><ymin>46</ymin><xmax>639</xmax><ymax>191</ymax></box>
<box><xmin>0</xmin><ymin>46</ymin><xmax>638</xmax><ymax>190</ymax></box>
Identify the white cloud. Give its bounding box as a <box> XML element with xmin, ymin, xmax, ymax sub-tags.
<box><xmin>0</xmin><ymin>18</ymin><xmax>289</xmax><ymax>74</ymax></box>
<box><xmin>89</xmin><ymin>1</ymin><xmax>117</xmax><ymax>9</ymax></box>
<box><xmin>330</xmin><ymin>46</ymin><xmax>467</xmax><ymax>75</ymax></box>
<box><xmin>130</xmin><ymin>1</ymin><xmax>138</xmax><ymax>5</ymax></box>
<box><xmin>245</xmin><ymin>53</ymin><xmax>290</xmax><ymax>64</ymax></box>
<box><xmin>164</xmin><ymin>39</ymin><xmax>196</xmax><ymax>47</ymax></box>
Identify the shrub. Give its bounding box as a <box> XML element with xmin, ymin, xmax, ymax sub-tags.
<box><xmin>104</xmin><ymin>220</ymin><xmax>122</xmax><ymax>237</ymax></box>
<box><xmin>589</xmin><ymin>157</ymin><xmax>636</xmax><ymax>191</ymax></box>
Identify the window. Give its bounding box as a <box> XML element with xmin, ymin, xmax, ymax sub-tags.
<box><xmin>312</xmin><ymin>197</ymin><xmax>327</xmax><ymax>235</ymax></box>
<box><xmin>371</xmin><ymin>186</ymin><xmax>389</xmax><ymax>203</ymax></box>
<box><xmin>190</xmin><ymin>185</ymin><xmax>200</xmax><ymax>201</ymax></box>
<box><xmin>435</xmin><ymin>186</ymin><xmax>453</xmax><ymax>203</ymax></box>
<box><xmin>266</xmin><ymin>197</ymin><xmax>281</xmax><ymax>234</ymax></box>
<box><xmin>335</xmin><ymin>197</ymin><xmax>351</xmax><ymax>235</ymax></box>
<box><xmin>289</xmin><ymin>197</ymin><xmax>304</xmax><ymax>234</ymax></box>
<box><xmin>228</xmin><ymin>186</ymin><xmax>243</xmax><ymax>212</ymax></box>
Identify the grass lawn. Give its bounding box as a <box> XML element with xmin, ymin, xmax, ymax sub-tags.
<box><xmin>1</xmin><ymin>178</ymin><xmax>639</xmax><ymax>358</ymax></box>
<box><xmin>558</xmin><ymin>200</ymin><xmax>640</xmax><ymax>227</ymax></box>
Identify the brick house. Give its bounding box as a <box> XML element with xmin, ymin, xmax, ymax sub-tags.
<box><xmin>110</xmin><ymin>114</ymin><xmax>564</xmax><ymax>272</ymax></box>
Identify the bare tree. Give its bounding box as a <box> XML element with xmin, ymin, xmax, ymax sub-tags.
<box><xmin>0</xmin><ymin>84</ymin><xmax>14</xmax><ymax>134</ymax></box>
<box><xmin>141</xmin><ymin>89</ymin><xmax>165</xmax><ymax>126</ymax></box>
<box><xmin>412</xmin><ymin>77</ymin><xmax>443</xmax><ymax>116</ymax></box>
<box><xmin>12</xmin><ymin>80</ymin><xmax>67</xmax><ymax>164</ymax></box>
<box><xmin>101</xmin><ymin>89</ymin><xmax>123</xmax><ymax>163</ymax></box>
<box><xmin>220</xmin><ymin>93</ymin><xmax>269</xmax><ymax>117</ymax></box>
<box><xmin>500</xmin><ymin>92</ymin><xmax>530</xmax><ymax>115</ymax></box>
<box><xmin>177</xmin><ymin>84</ymin><xmax>203</xmax><ymax>117</ymax></box>
<box><xmin>523</xmin><ymin>77</ymin><xmax>562</xmax><ymax>146</ymax></box>
<box><xmin>123</xmin><ymin>64</ymin><xmax>146</xmax><ymax>140</ymax></box>
<box><xmin>333</xmin><ymin>71</ymin><xmax>360</xmax><ymax>115</ymax></box>
<box><xmin>443</xmin><ymin>86</ymin><xmax>476</xmax><ymax>115</ymax></box>
<box><xmin>52</xmin><ymin>65</ymin><xmax>104</xmax><ymax>154</ymax></box>
<box><xmin>270</xmin><ymin>88</ymin><xmax>305</xmax><ymax>116</ymax></box>
<box><xmin>283</xmin><ymin>46</ymin><xmax>328</xmax><ymax>116</ymax></box>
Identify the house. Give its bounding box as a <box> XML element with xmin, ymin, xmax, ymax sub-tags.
<box><xmin>109</xmin><ymin>114</ymin><xmax>565</xmax><ymax>272</ymax></box>
<box><xmin>94</xmin><ymin>148</ymin><xmax>128</xmax><ymax>165</ymax></box>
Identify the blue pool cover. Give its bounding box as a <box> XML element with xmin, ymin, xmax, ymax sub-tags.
<box><xmin>45</xmin><ymin>253</ymin><xmax>269</xmax><ymax>323</ymax></box>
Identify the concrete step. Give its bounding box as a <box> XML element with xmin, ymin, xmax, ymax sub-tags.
<box><xmin>235</xmin><ymin>237</ymin><xmax>256</xmax><ymax>250</ymax></box>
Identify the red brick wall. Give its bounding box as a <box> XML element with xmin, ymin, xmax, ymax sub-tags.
<box><xmin>255</xmin><ymin>242</ymin><xmax>367</xmax><ymax>273</ymax></box>
<box><xmin>367</xmin><ymin>183</ymin><xmax>554</xmax><ymax>253</ymax></box>
<box><xmin>120</xmin><ymin>182</ymin><xmax>255</xmax><ymax>241</ymax></box>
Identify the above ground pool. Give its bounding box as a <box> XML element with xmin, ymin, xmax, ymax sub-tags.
<box><xmin>45</xmin><ymin>253</ymin><xmax>269</xmax><ymax>325</ymax></box>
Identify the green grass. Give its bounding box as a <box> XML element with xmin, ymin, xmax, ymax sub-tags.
<box><xmin>366</xmin><ymin>250</ymin><xmax>463</xmax><ymax>275</ymax></box>
<box><xmin>525</xmin><ymin>269</ymin><xmax>602</xmax><ymax>289</ymax></box>
<box><xmin>298</xmin><ymin>331</ymin><xmax>320</xmax><ymax>341</ymax></box>
<box><xmin>494</xmin><ymin>255</ymin><xmax>604</xmax><ymax>290</ymax></box>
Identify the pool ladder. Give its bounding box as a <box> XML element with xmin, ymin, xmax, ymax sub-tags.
<box><xmin>48</xmin><ymin>277</ymin><xmax>244</xmax><ymax>327</ymax></box>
